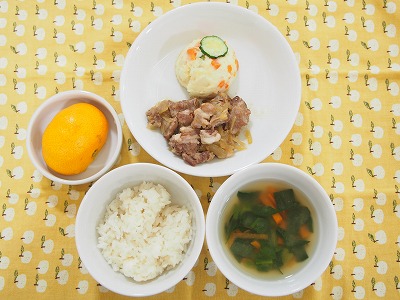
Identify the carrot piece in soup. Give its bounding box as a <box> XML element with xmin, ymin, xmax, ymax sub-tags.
<box><xmin>218</xmin><ymin>80</ymin><xmax>226</xmax><ymax>88</ymax></box>
<box><xmin>279</xmin><ymin>219</ymin><xmax>287</xmax><ymax>230</ymax></box>
<box><xmin>272</xmin><ymin>212</ymin><xmax>283</xmax><ymax>225</ymax></box>
<box><xmin>250</xmin><ymin>240</ymin><xmax>261</xmax><ymax>249</ymax></box>
<box><xmin>260</xmin><ymin>194</ymin><xmax>273</xmax><ymax>206</ymax></box>
<box><xmin>299</xmin><ymin>224</ymin><xmax>311</xmax><ymax>239</ymax></box>
<box><xmin>260</xmin><ymin>190</ymin><xmax>276</xmax><ymax>208</ymax></box>
<box><xmin>227</xmin><ymin>65</ymin><xmax>233</xmax><ymax>73</ymax></box>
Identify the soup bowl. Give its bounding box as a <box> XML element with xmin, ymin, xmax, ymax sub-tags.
<box><xmin>206</xmin><ymin>163</ymin><xmax>337</xmax><ymax>297</ymax></box>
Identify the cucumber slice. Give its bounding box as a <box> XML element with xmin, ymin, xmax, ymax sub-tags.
<box><xmin>199</xmin><ymin>36</ymin><xmax>228</xmax><ymax>59</ymax></box>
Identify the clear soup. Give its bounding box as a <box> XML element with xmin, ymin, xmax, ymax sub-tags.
<box><xmin>220</xmin><ymin>180</ymin><xmax>318</xmax><ymax>280</ymax></box>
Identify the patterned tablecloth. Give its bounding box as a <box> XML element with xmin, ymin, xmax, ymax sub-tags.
<box><xmin>1</xmin><ymin>0</ymin><xmax>400</xmax><ymax>299</ymax></box>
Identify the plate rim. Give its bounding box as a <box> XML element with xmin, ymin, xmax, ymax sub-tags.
<box><xmin>120</xmin><ymin>2</ymin><xmax>301</xmax><ymax>177</ymax></box>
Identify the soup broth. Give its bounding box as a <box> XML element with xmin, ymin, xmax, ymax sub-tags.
<box><xmin>220</xmin><ymin>180</ymin><xmax>317</xmax><ymax>280</ymax></box>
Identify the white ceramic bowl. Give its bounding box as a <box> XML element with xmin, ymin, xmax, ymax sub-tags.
<box><xmin>120</xmin><ymin>2</ymin><xmax>301</xmax><ymax>177</ymax></box>
<box><xmin>26</xmin><ymin>90</ymin><xmax>123</xmax><ymax>185</ymax></box>
<box><xmin>75</xmin><ymin>163</ymin><xmax>205</xmax><ymax>297</ymax></box>
<box><xmin>206</xmin><ymin>163</ymin><xmax>337</xmax><ymax>297</ymax></box>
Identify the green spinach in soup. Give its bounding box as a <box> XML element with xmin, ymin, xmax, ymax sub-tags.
<box><xmin>224</xmin><ymin>187</ymin><xmax>313</xmax><ymax>274</ymax></box>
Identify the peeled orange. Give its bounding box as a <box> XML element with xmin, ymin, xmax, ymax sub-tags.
<box><xmin>42</xmin><ymin>103</ymin><xmax>109</xmax><ymax>175</ymax></box>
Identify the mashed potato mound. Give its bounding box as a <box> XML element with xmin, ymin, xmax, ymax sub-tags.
<box><xmin>175</xmin><ymin>38</ymin><xmax>238</xmax><ymax>98</ymax></box>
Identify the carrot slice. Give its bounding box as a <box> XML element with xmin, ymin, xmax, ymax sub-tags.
<box><xmin>250</xmin><ymin>240</ymin><xmax>261</xmax><ymax>249</ymax></box>
<box><xmin>260</xmin><ymin>191</ymin><xmax>276</xmax><ymax>208</ymax></box>
<box><xmin>299</xmin><ymin>224</ymin><xmax>311</xmax><ymax>239</ymax></box>
<box><xmin>272</xmin><ymin>212</ymin><xmax>283</xmax><ymax>225</ymax></box>
<box><xmin>186</xmin><ymin>48</ymin><xmax>197</xmax><ymax>60</ymax></box>
<box><xmin>260</xmin><ymin>194</ymin><xmax>272</xmax><ymax>206</ymax></box>
<box><xmin>279</xmin><ymin>219</ymin><xmax>287</xmax><ymax>230</ymax></box>
<box><xmin>211</xmin><ymin>59</ymin><xmax>221</xmax><ymax>69</ymax></box>
<box><xmin>226</xmin><ymin>230</ymin><xmax>268</xmax><ymax>248</ymax></box>
<box><xmin>235</xmin><ymin>58</ymin><xmax>239</xmax><ymax>70</ymax></box>
<box><xmin>227</xmin><ymin>64</ymin><xmax>233</xmax><ymax>73</ymax></box>
<box><xmin>218</xmin><ymin>80</ymin><xmax>226</xmax><ymax>88</ymax></box>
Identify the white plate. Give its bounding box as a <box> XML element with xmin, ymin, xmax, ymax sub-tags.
<box><xmin>120</xmin><ymin>3</ymin><xmax>301</xmax><ymax>177</ymax></box>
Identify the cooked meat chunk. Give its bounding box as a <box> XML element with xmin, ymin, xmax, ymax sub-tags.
<box><xmin>208</xmin><ymin>93</ymin><xmax>230</xmax><ymax>128</ymax></box>
<box><xmin>169</xmin><ymin>127</ymin><xmax>200</xmax><ymax>156</ymax></box>
<box><xmin>176</xmin><ymin>109</ymin><xmax>194</xmax><ymax>126</ymax></box>
<box><xmin>146</xmin><ymin>100</ymin><xmax>171</xmax><ymax>128</ymax></box>
<box><xmin>209</xmin><ymin>92</ymin><xmax>230</xmax><ymax>106</ymax></box>
<box><xmin>160</xmin><ymin>117</ymin><xmax>178</xmax><ymax>140</ymax></box>
<box><xmin>169</xmin><ymin>98</ymin><xmax>200</xmax><ymax>117</ymax></box>
<box><xmin>228</xmin><ymin>96</ymin><xmax>251</xmax><ymax>135</ymax></box>
<box><xmin>182</xmin><ymin>151</ymin><xmax>215</xmax><ymax>166</ymax></box>
<box><xmin>146</xmin><ymin>93</ymin><xmax>251</xmax><ymax>166</ymax></box>
<box><xmin>192</xmin><ymin>103</ymin><xmax>215</xmax><ymax>129</ymax></box>
<box><xmin>200</xmin><ymin>129</ymin><xmax>221</xmax><ymax>145</ymax></box>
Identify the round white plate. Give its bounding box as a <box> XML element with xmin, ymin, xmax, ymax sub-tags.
<box><xmin>120</xmin><ymin>3</ymin><xmax>301</xmax><ymax>177</ymax></box>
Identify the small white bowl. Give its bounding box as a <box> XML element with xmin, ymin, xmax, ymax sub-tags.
<box><xmin>75</xmin><ymin>163</ymin><xmax>205</xmax><ymax>297</ymax></box>
<box><xmin>206</xmin><ymin>163</ymin><xmax>337</xmax><ymax>297</ymax></box>
<box><xmin>26</xmin><ymin>90</ymin><xmax>123</xmax><ymax>185</ymax></box>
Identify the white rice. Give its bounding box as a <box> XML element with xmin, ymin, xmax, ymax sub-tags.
<box><xmin>97</xmin><ymin>181</ymin><xmax>192</xmax><ymax>282</ymax></box>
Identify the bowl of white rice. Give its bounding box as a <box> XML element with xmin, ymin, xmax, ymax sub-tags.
<box><xmin>75</xmin><ymin>163</ymin><xmax>205</xmax><ymax>297</ymax></box>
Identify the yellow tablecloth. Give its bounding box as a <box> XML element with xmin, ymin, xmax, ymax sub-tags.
<box><xmin>1</xmin><ymin>0</ymin><xmax>399</xmax><ymax>299</ymax></box>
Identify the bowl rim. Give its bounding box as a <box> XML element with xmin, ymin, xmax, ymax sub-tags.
<box><xmin>26</xmin><ymin>90</ymin><xmax>123</xmax><ymax>185</ymax></box>
<box><xmin>75</xmin><ymin>163</ymin><xmax>206</xmax><ymax>297</ymax></box>
<box><xmin>205</xmin><ymin>162</ymin><xmax>338</xmax><ymax>296</ymax></box>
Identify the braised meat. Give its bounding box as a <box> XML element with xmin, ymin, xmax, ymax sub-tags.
<box><xmin>146</xmin><ymin>93</ymin><xmax>251</xmax><ymax>166</ymax></box>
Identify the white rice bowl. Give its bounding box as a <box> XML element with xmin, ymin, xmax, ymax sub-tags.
<box><xmin>175</xmin><ymin>37</ymin><xmax>238</xmax><ymax>98</ymax></box>
<box><xmin>75</xmin><ymin>163</ymin><xmax>205</xmax><ymax>297</ymax></box>
<box><xmin>97</xmin><ymin>181</ymin><xmax>192</xmax><ymax>282</ymax></box>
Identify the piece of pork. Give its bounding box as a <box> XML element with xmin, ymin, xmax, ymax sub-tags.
<box><xmin>176</xmin><ymin>109</ymin><xmax>194</xmax><ymax>126</ymax></box>
<box><xmin>146</xmin><ymin>100</ymin><xmax>171</xmax><ymax>128</ymax></box>
<box><xmin>147</xmin><ymin>93</ymin><xmax>250</xmax><ymax>167</ymax></box>
<box><xmin>182</xmin><ymin>151</ymin><xmax>215</xmax><ymax>166</ymax></box>
<box><xmin>200</xmin><ymin>129</ymin><xmax>221</xmax><ymax>145</ymax></box>
<box><xmin>191</xmin><ymin>102</ymin><xmax>216</xmax><ymax>129</ymax></box>
<box><xmin>169</xmin><ymin>98</ymin><xmax>200</xmax><ymax>117</ymax></box>
<box><xmin>160</xmin><ymin>117</ymin><xmax>178</xmax><ymax>140</ymax></box>
<box><xmin>168</xmin><ymin>127</ymin><xmax>200</xmax><ymax>156</ymax></box>
<box><xmin>228</xmin><ymin>96</ymin><xmax>251</xmax><ymax>135</ymax></box>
